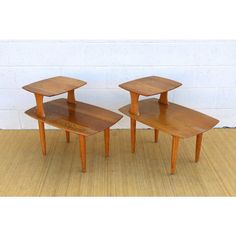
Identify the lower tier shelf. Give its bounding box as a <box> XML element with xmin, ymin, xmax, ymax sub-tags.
<box><xmin>25</xmin><ymin>98</ymin><xmax>123</xmax><ymax>136</ymax></box>
<box><xmin>119</xmin><ymin>98</ymin><xmax>219</xmax><ymax>138</ymax></box>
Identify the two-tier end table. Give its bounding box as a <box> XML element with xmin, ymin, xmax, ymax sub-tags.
<box><xmin>23</xmin><ymin>76</ymin><xmax>122</xmax><ymax>172</ymax></box>
<box><xmin>119</xmin><ymin>76</ymin><xmax>219</xmax><ymax>174</ymax></box>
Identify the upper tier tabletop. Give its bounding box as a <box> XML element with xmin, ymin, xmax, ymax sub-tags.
<box><xmin>25</xmin><ymin>98</ymin><xmax>123</xmax><ymax>136</ymax></box>
<box><xmin>119</xmin><ymin>76</ymin><xmax>182</xmax><ymax>96</ymax></box>
<box><xmin>119</xmin><ymin>98</ymin><xmax>219</xmax><ymax>138</ymax></box>
<box><xmin>23</xmin><ymin>76</ymin><xmax>86</xmax><ymax>97</ymax></box>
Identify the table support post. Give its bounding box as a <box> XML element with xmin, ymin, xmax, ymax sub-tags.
<box><xmin>67</xmin><ymin>89</ymin><xmax>76</xmax><ymax>104</ymax></box>
<box><xmin>131</xmin><ymin>118</ymin><xmax>136</xmax><ymax>153</ymax></box>
<box><xmin>129</xmin><ymin>92</ymin><xmax>139</xmax><ymax>153</ymax></box>
<box><xmin>35</xmin><ymin>94</ymin><xmax>45</xmax><ymax>117</ymax></box>
<box><xmin>129</xmin><ymin>92</ymin><xmax>140</xmax><ymax>115</ymax></box>
<box><xmin>171</xmin><ymin>136</ymin><xmax>180</xmax><ymax>174</ymax></box>
<box><xmin>34</xmin><ymin>94</ymin><xmax>46</xmax><ymax>155</ymax></box>
<box><xmin>154</xmin><ymin>129</ymin><xmax>159</xmax><ymax>143</ymax></box>
<box><xmin>159</xmin><ymin>91</ymin><xmax>169</xmax><ymax>105</ymax></box>
<box><xmin>38</xmin><ymin>121</ymin><xmax>46</xmax><ymax>155</ymax></box>
<box><xmin>104</xmin><ymin>128</ymin><xmax>110</xmax><ymax>158</ymax></box>
<box><xmin>195</xmin><ymin>133</ymin><xmax>203</xmax><ymax>162</ymax></box>
<box><xmin>66</xmin><ymin>90</ymin><xmax>76</xmax><ymax>142</ymax></box>
<box><xmin>65</xmin><ymin>131</ymin><xmax>70</xmax><ymax>143</ymax></box>
<box><xmin>79</xmin><ymin>134</ymin><xmax>86</xmax><ymax>173</ymax></box>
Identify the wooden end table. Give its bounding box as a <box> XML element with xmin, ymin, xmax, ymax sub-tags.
<box><xmin>23</xmin><ymin>76</ymin><xmax>122</xmax><ymax>172</ymax></box>
<box><xmin>119</xmin><ymin>76</ymin><xmax>219</xmax><ymax>174</ymax></box>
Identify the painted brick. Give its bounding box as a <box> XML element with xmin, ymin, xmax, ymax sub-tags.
<box><xmin>0</xmin><ymin>68</ymin><xmax>17</xmax><ymax>88</ymax></box>
<box><xmin>171</xmin><ymin>88</ymin><xmax>218</xmax><ymax>109</ymax></box>
<box><xmin>0</xmin><ymin>89</ymin><xmax>18</xmax><ymax>109</ymax></box>
<box><xmin>0</xmin><ymin>40</ymin><xmax>235</xmax><ymax>129</ymax></box>
<box><xmin>0</xmin><ymin>111</ymin><xmax>20</xmax><ymax>129</ymax></box>
<box><xmin>0</xmin><ymin>41</ymin><xmax>236</xmax><ymax>66</ymax></box>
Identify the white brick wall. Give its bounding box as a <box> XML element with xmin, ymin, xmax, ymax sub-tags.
<box><xmin>0</xmin><ymin>40</ymin><xmax>236</xmax><ymax>129</ymax></box>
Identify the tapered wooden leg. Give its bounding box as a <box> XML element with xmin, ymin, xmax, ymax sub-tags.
<box><xmin>171</xmin><ymin>136</ymin><xmax>180</xmax><ymax>174</ymax></box>
<box><xmin>195</xmin><ymin>133</ymin><xmax>203</xmax><ymax>162</ymax></box>
<box><xmin>38</xmin><ymin>121</ymin><xmax>46</xmax><ymax>155</ymax></box>
<box><xmin>131</xmin><ymin>118</ymin><xmax>136</xmax><ymax>153</ymax></box>
<box><xmin>65</xmin><ymin>131</ymin><xmax>70</xmax><ymax>143</ymax></box>
<box><xmin>154</xmin><ymin>129</ymin><xmax>159</xmax><ymax>143</ymax></box>
<box><xmin>79</xmin><ymin>135</ymin><xmax>86</xmax><ymax>173</ymax></box>
<box><xmin>104</xmin><ymin>128</ymin><xmax>110</xmax><ymax>158</ymax></box>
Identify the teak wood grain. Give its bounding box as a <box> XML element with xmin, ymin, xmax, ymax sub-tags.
<box><xmin>25</xmin><ymin>98</ymin><xmax>122</xmax><ymax>136</ymax></box>
<box><xmin>23</xmin><ymin>76</ymin><xmax>122</xmax><ymax>173</ymax></box>
<box><xmin>119</xmin><ymin>76</ymin><xmax>182</xmax><ymax>96</ymax></box>
<box><xmin>119</xmin><ymin>98</ymin><xmax>219</xmax><ymax>174</ymax></box>
<box><xmin>119</xmin><ymin>76</ymin><xmax>219</xmax><ymax>174</ymax></box>
<box><xmin>23</xmin><ymin>76</ymin><xmax>86</xmax><ymax>97</ymax></box>
<box><xmin>119</xmin><ymin>98</ymin><xmax>219</xmax><ymax>138</ymax></box>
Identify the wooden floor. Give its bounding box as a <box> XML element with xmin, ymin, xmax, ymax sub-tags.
<box><xmin>0</xmin><ymin>129</ymin><xmax>235</xmax><ymax>196</ymax></box>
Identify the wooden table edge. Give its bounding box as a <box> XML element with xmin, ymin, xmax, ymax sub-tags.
<box><xmin>25</xmin><ymin>100</ymin><xmax>123</xmax><ymax>137</ymax></box>
<box><xmin>118</xmin><ymin>99</ymin><xmax>219</xmax><ymax>139</ymax></box>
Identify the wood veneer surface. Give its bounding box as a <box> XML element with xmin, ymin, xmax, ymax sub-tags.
<box><xmin>23</xmin><ymin>76</ymin><xmax>86</xmax><ymax>97</ymax></box>
<box><xmin>119</xmin><ymin>76</ymin><xmax>182</xmax><ymax>96</ymax></box>
<box><xmin>25</xmin><ymin>98</ymin><xmax>123</xmax><ymax>136</ymax></box>
<box><xmin>119</xmin><ymin>98</ymin><xmax>219</xmax><ymax>138</ymax></box>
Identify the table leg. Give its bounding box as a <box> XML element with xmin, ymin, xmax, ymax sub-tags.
<box><xmin>159</xmin><ymin>91</ymin><xmax>168</xmax><ymax>105</ymax></box>
<box><xmin>67</xmin><ymin>90</ymin><xmax>75</xmax><ymax>103</ymax></box>
<box><xmin>171</xmin><ymin>136</ymin><xmax>180</xmax><ymax>174</ymax></box>
<box><xmin>131</xmin><ymin>118</ymin><xmax>136</xmax><ymax>153</ymax></box>
<box><xmin>154</xmin><ymin>129</ymin><xmax>159</xmax><ymax>143</ymax></box>
<box><xmin>79</xmin><ymin>135</ymin><xmax>86</xmax><ymax>173</ymax></box>
<box><xmin>38</xmin><ymin>120</ymin><xmax>46</xmax><ymax>155</ymax></box>
<box><xmin>104</xmin><ymin>128</ymin><xmax>110</xmax><ymax>158</ymax></box>
<box><xmin>65</xmin><ymin>131</ymin><xmax>70</xmax><ymax>143</ymax></box>
<box><xmin>195</xmin><ymin>133</ymin><xmax>203</xmax><ymax>162</ymax></box>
